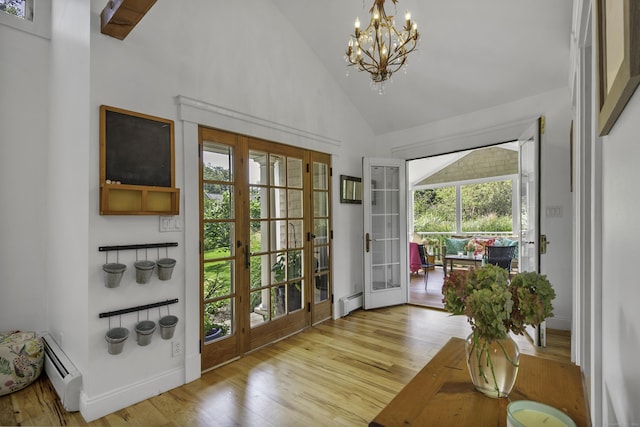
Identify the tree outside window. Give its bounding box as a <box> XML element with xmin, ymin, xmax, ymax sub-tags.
<box><xmin>414</xmin><ymin>179</ymin><xmax>513</xmax><ymax>235</ymax></box>
<box><xmin>461</xmin><ymin>181</ymin><xmax>512</xmax><ymax>232</ymax></box>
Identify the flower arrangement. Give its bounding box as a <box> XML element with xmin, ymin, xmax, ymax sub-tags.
<box><xmin>441</xmin><ymin>264</ymin><xmax>556</xmax><ymax>397</ymax></box>
<box><xmin>465</xmin><ymin>239</ymin><xmax>477</xmax><ymax>255</ymax></box>
<box><xmin>442</xmin><ymin>264</ymin><xmax>556</xmax><ymax>341</ymax></box>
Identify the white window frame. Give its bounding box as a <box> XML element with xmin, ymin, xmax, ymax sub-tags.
<box><xmin>414</xmin><ymin>174</ymin><xmax>518</xmax><ymax>235</ymax></box>
<box><xmin>0</xmin><ymin>0</ymin><xmax>50</xmax><ymax>39</ymax></box>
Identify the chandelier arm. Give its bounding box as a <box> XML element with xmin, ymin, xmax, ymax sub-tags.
<box><xmin>386</xmin><ymin>39</ymin><xmax>417</xmax><ymax>65</ymax></box>
<box><xmin>356</xmin><ymin>32</ymin><xmax>384</xmax><ymax>67</ymax></box>
<box><xmin>358</xmin><ymin>60</ymin><xmax>383</xmax><ymax>74</ymax></box>
<box><xmin>346</xmin><ymin>32</ymin><xmax>380</xmax><ymax>70</ymax></box>
<box><xmin>354</xmin><ymin>43</ymin><xmax>381</xmax><ymax>69</ymax></box>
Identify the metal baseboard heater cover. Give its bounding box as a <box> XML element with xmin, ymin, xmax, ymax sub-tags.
<box><xmin>40</xmin><ymin>333</ymin><xmax>82</xmax><ymax>412</ymax></box>
<box><xmin>340</xmin><ymin>292</ymin><xmax>363</xmax><ymax>316</ymax></box>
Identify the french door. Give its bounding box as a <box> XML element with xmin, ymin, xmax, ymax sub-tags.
<box><xmin>310</xmin><ymin>152</ymin><xmax>333</xmax><ymax>323</ymax></box>
<box><xmin>362</xmin><ymin>158</ymin><xmax>408</xmax><ymax>309</ymax></box>
<box><xmin>199</xmin><ymin>127</ymin><xmax>332</xmax><ymax>370</ymax></box>
<box><xmin>518</xmin><ymin>118</ymin><xmax>544</xmax><ymax>346</ymax></box>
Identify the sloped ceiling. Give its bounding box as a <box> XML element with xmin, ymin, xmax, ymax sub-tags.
<box><xmin>416</xmin><ymin>146</ymin><xmax>518</xmax><ymax>186</ymax></box>
<box><xmin>269</xmin><ymin>0</ymin><xmax>573</xmax><ymax>136</ymax></box>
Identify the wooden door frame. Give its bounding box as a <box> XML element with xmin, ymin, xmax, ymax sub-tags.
<box><xmin>198</xmin><ymin>127</ymin><xmax>333</xmax><ymax>369</ymax></box>
<box><xmin>309</xmin><ymin>150</ymin><xmax>333</xmax><ymax>325</ymax></box>
<box><xmin>199</xmin><ymin>127</ymin><xmax>245</xmax><ymax>370</ymax></box>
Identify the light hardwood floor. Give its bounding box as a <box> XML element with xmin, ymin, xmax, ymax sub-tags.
<box><xmin>409</xmin><ymin>267</ymin><xmax>445</xmax><ymax>309</ymax></box>
<box><xmin>0</xmin><ymin>305</ymin><xmax>571</xmax><ymax>426</ymax></box>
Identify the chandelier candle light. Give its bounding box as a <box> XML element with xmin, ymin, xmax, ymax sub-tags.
<box><xmin>345</xmin><ymin>0</ymin><xmax>419</xmax><ymax>94</ymax></box>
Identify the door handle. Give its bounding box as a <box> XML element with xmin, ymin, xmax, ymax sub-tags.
<box><xmin>540</xmin><ymin>234</ymin><xmax>549</xmax><ymax>254</ymax></box>
<box><xmin>245</xmin><ymin>242</ymin><xmax>250</xmax><ymax>269</ymax></box>
<box><xmin>365</xmin><ymin>233</ymin><xmax>371</xmax><ymax>253</ymax></box>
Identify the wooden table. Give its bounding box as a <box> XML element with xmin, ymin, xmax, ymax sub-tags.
<box><xmin>370</xmin><ymin>337</ymin><xmax>589</xmax><ymax>427</ymax></box>
<box><xmin>443</xmin><ymin>254</ymin><xmax>481</xmax><ymax>276</ymax></box>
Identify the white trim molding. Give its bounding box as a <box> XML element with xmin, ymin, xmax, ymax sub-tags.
<box><xmin>176</xmin><ymin>95</ymin><xmax>341</xmax><ymax>149</ymax></box>
<box><xmin>80</xmin><ymin>367</ymin><xmax>184</xmax><ymax>422</ymax></box>
<box><xmin>389</xmin><ymin>116</ymin><xmax>539</xmax><ymax>160</ymax></box>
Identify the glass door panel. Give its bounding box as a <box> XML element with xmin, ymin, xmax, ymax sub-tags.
<box><xmin>199</xmin><ymin>129</ymin><xmax>242</xmax><ymax>370</ymax></box>
<box><xmin>311</xmin><ymin>153</ymin><xmax>332</xmax><ymax>323</ymax></box>
<box><xmin>518</xmin><ymin>119</ymin><xmax>544</xmax><ymax>346</ymax></box>
<box><xmin>247</xmin><ymin>145</ymin><xmax>307</xmax><ymax>350</ymax></box>
<box><xmin>363</xmin><ymin>158</ymin><xmax>407</xmax><ymax>309</ymax></box>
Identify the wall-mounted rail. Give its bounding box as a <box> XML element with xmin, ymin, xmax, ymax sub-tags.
<box><xmin>98</xmin><ymin>242</ymin><xmax>178</xmax><ymax>252</ymax></box>
<box><xmin>99</xmin><ymin>298</ymin><xmax>179</xmax><ymax>318</ymax></box>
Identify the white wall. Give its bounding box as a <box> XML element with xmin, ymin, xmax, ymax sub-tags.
<box><xmin>0</xmin><ymin>19</ymin><xmax>49</xmax><ymax>332</ymax></box>
<box><xmin>570</xmin><ymin>0</ymin><xmax>640</xmax><ymax>422</ymax></box>
<box><xmin>82</xmin><ymin>0</ymin><xmax>371</xmax><ymax>420</ymax></box>
<box><xmin>47</xmin><ymin>0</ymin><xmax>91</xmax><ymax>381</ymax></box>
<box><xmin>600</xmin><ymin>89</ymin><xmax>640</xmax><ymax>425</ymax></box>
<box><xmin>377</xmin><ymin>88</ymin><xmax>574</xmax><ymax>331</ymax></box>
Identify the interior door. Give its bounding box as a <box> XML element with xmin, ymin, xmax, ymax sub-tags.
<box><xmin>518</xmin><ymin>118</ymin><xmax>545</xmax><ymax>346</ymax></box>
<box><xmin>362</xmin><ymin>158</ymin><xmax>407</xmax><ymax>309</ymax></box>
<box><xmin>310</xmin><ymin>152</ymin><xmax>333</xmax><ymax>324</ymax></box>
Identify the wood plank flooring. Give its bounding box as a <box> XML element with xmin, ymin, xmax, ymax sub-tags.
<box><xmin>0</xmin><ymin>305</ymin><xmax>571</xmax><ymax>426</ymax></box>
<box><xmin>409</xmin><ymin>267</ymin><xmax>445</xmax><ymax>309</ymax></box>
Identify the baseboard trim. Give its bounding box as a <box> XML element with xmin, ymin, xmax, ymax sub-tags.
<box><xmin>547</xmin><ymin>316</ymin><xmax>571</xmax><ymax>331</ymax></box>
<box><xmin>79</xmin><ymin>367</ymin><xmax>184</xmax><ymax>422</ymax></box>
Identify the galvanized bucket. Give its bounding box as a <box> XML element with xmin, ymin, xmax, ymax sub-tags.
<box><xmin>134</xmin><ymin>260</ymin><xmax>155</xmax><ymax>284</ymax></box>
<box><xmin>158</xmin><ymin>315</ymin><xmax>178</xmax><ymax>340</ymax></box>
<box><xmin>105</xmin><ymin>327</ymin><xmax>129</xmax><ymax>355</ymax></box>
<box><xmin>156</xmin><ymin>258</ymin><xmax>176</xmax><ymax>281</ymax></box>
<box><xmin>102</xmin><ymin>263</ymin><xmax>127</xmax><ymax>288</ymax></box>
<box><xmin>135</xmin><ymin>320</ymin><xmax>156</xmax><ymax>346</ymax></box>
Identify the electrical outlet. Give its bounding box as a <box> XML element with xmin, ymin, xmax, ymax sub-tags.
<box><xmin>172</xmin><ymin>340</ymin><xmax>182</xmax><ymax>357</ymax></box>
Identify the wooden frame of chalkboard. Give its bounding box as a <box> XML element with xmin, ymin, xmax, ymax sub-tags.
<box><xmin>99</xmin><ymin>105</ymin><xmax>180</xmax><ymax>215</ymax></box>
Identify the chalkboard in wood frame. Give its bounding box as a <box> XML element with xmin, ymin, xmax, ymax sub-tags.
<box><xmin>99</xmin><ymin>105</ymin><xmax>180</xmax><ymax>215</ymax></box>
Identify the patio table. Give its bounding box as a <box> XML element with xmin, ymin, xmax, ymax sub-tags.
<box><xmin>443</xmin><ymin>254</ymin><xmax>482</xmax><ymax>276</ymax></box>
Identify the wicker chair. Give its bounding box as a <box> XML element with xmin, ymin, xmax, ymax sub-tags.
<box><xmin>485</xmin><ymin>245</ymin><xmax>516</xmax><ymax>273</ymax></box>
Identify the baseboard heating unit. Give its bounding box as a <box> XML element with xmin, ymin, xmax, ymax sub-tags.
<box><xmin>40</xmin><ymin>333</ymin><xmax>82</xmax><ymax>412</ymax></box>
<box><xmin>340</xmin><ymin>292</ymin><xmax>363</xmax><ymax>316</ymax></box>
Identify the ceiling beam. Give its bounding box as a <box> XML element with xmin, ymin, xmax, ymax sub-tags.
<box><xmin>100</xmin><ymin>0</ymin><xmax>157</xmax><ymax>40</ymax></box>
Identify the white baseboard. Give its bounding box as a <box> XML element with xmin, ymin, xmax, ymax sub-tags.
<box><xmin>547</xmin><ymin>316</ymin><xmax>571</xmax><ymax>331</ymax></box>
<box><xmin>79</xmin><ymin>367</ymin><xmax>184</xmax><ymax>422</ymax></box>
<box><xmin>185</xmin><ymin>352</ymin><xmax>201</xmax><ymax>383</ymax></box>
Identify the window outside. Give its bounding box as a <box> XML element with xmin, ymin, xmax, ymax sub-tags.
<box><xmin>413</xmin><ymin>180</ymin><xmax>513</xmax><ymax>234</ymax></box>
<box><xmin>0</xmin><ymin>1</ymin><xmax>30</xmax><ymax>20</ymax></box>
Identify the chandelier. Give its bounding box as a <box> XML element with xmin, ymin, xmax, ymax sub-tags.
<box><xmin>345</xmin><ymin>0</ymin><xmax>419</xmax><ymax>93</ymax></box>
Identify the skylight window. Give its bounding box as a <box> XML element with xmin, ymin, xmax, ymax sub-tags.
<box><xmin>0</xmin><ymin>0</ymin><xmax>32</xmax><ymax>21</ymax></box>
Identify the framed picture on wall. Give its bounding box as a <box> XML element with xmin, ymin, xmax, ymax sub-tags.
<box><xmin>340</xmin><ymin>175</ymin><xmax>362</xmax><ymax>204</ymax></box>
<box><xmin>596</xmin><ymin>0</ymin><xmax>640</xmax><ymax>136</ymax></box>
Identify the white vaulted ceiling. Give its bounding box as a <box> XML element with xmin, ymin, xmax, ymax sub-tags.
<box><xmin>269</xmin><ymin>0</ymin><xmax>573</xmax><ymax>135</ymax></box>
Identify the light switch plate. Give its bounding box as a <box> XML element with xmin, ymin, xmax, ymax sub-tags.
<box><xmin>160</xmin><ymin>216</ymin><xmax>182</xmax><ymax>232</ymax></box>
<box><xmin>545</xmin><ymin>206</ymin><xmax>562</xmax><ymax>218</ymax></box>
